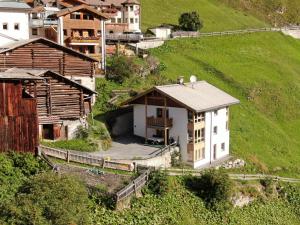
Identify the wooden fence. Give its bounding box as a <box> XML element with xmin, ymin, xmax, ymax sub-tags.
<box><xmin>116</xmin><ymin>168</ymin><xmax>151</xmax><ymax>202</ymax></box>
<box><xmin>39</xmin><ymin>145</ymin><xmax>134</xmax><ymax>172</ymax></box>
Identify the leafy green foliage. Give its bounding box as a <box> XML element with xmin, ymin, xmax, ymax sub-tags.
<box><xmin>0</xmin><ymin>153</ymin><xmax>47</xmax><ymax>202</ymax></box>
<box><xmin>146</xmin><ymin>170</ymin><xmax>169</xmax><ymax>196</ymax></box>
<box><xmin>106</xmin><ymin>55</ymin><xmax>137</xmax><ymax>83</ymax></box>
<box><xmin>179</xmin><ymin>12</ymin><xmax>203</xmax><ymax>31</ymax></box>
<box><xmin>282</xmin><ymin>184</ymin><xmax>300</xmax><ymax>217</ymax></box>
<box><xmin>185</xmin><ymin>170</ymin><xmax>233</xmax><ymax>209</ymax></box>
<box><xmin>0</xmin><ymin>173</ymin><xmax>92</xmax><ymax>225</ymax></box>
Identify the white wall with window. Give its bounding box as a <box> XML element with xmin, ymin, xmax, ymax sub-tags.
<box><xmin>0</xmin><ymin>10</ymin><xmax>30</xmax><ymax>47</ymax></box>
<box><xmin>122</xmin><ymin>4</ymin><xmax>140</xmax><ymax>32</ymax></box>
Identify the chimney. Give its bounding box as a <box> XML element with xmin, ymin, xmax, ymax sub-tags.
<box><xmin>177</xmin><ymin>76</ymin><xmax>184</xmax><ymax>85</ymax></box>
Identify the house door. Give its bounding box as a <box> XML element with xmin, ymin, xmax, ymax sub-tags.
<box><xmin>42</xmin><ymin>124</ymin><xmax>54</xmax><ymax>140</ymax></box>
<box><xmin>213</xmin><ymin>144</ymin><xmax>217</xmax><ymax>160</ymax></box>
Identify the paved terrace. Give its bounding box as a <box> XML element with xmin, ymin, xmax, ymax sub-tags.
<box><xmin>91</xmin><ymin>136</ymin><xmax>161</xmax><ymax>160</ymax></box>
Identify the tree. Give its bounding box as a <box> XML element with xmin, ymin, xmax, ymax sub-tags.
<box><xmin>1</xmin><ymin>173</ymin><xmax>92</xmax><ymax>225</ymax></box>
<box><xmin>106</xmin><ymin>55</ymin><xmax>136</xmax><ymax>83</ymax></box>
<box><xmin>178</xmin><ymin>12</ymin><xmax>203</xmax><ymax>31</ymax></box>
<box><xmin>185</xmin><ymin>169</ymin><xmax>233</xmax><ymax>210</ymax></box>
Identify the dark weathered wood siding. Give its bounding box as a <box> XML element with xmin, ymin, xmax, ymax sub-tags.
<box><xmin>0</xmin><ymin>81</ymin><xmax>39</xmax><ymax>153</ymax></box>
<box><xmin>25</xmin><ymin>71</ymin><xmax>89</xmax><ymax>120</ymax></box>
<box><xmin>0</xmin><ymin>41</ymin><xmax>95</xmax><ymax>77</ymax></box>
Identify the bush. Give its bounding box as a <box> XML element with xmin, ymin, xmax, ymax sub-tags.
<box><xmin>75</xmin><ymin>125</ymin><xmax>89</xmax><ymax>139</ymax></box>
<box><xmin>0</xmin><ymin>173</ymin><xmax>92</xmax><ymax>225</ymax></box>
<box><xmin>185</xmin><ymin>169</ymin><xmax>233</xmax><ymax>210</ymax></box>
<box><xmin>146</xmin><ymin>170</ymin><xmax>169</xmax><ymax>196</ymax></box>
<box><xmin>178</xmin><ymin>12</ymin><xmax>203</xmax><ymax>31</ymax></box>
<box><xmin>106</xmin><ymin>55</ymin><xmax>136</xmax><ymax>83</ymax></box>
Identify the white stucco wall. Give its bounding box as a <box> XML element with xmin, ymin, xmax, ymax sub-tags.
<box><xmin>194</xmin><ymin>107</ymin><xmax>229</xmax><ymax>168</ymax></box>
<box><xmin>150</xmin><ymin>28</ymin><xmax>171</xmax><ymax>40</ymax></box>
<box><xmin>122</xmin><ymin>4</ymin><xmax>140</xmax><ymax>32</ymax></box>
<box><xmin>133</xmin><ymin>104</ymin><xmax>189</xmax><ymax>162</ymax></box>
<box><xmin>0</xmin><ymin>11</ymin><xmax>29</xmax><ymax>47</ymax></box>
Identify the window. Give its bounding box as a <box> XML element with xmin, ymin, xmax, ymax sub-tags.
<box><xmin>63</xmin><ymin>29</ymin><xmax>67</xmax><ymax>36</ymax></box>
<box><xmin>156</xmin><ymin>108</ymin><xmax>163</xmax><ymax>118</ymax></box>
<box><xmin>32</xmin><ymin>28</ymin><xmax>38</xmax><ymax>35</ymax></box>
<box><xmin>14</xmin><ymin>23</ymin><xmax>19</xmax><ymax>30</ymax></box>
<box><xmin>213</xmin><ymin>126</ymin><xmax>218</xmax><ymax>134</ymax></box>
<box><xmin>214</xmin><ymin>110</ymin><xmax>218</xmax><ymax>116</ymax></box>
<box><xmin>2</xmin><ymin>23</ymin><xmax>8</xmax><ymax>30</ymax></box>
<box><xmin>111</xmin><ymin>18</ymin><xmax>116</xmax><ymax>23</ymax></box>
<box><xmin>74</xmin><ymin>79</ymin><xmax>82</xmax><ymax>84</ymax></box>
<box><xmin>188</xmin><ymin>111</ymin><xmax>193</xmax><ymax>122</ymax></box>
<box><xmin>130</xmin><ymin>5</ymin><xmax>134</xmax><ymax>11</ymax></box>
<box><xmin>195</xmin><ymin>112</ymin><xmax>205</xmax><ymax>123</ymax></box>
<box><xmin>125</xmin><ymin>18</ymin><xmax>128</xmax><ymax>23</ymax></box>
<box><xmin>130</xmin><ymin>18</ymin><xmax>134</xmax><ymax>24</ymax></box>
<box><xmin>32</xmin><ymin>13</ymin><xmax>38</xmax><ymax>19</ymax></box>
<box><xmin>194</xmin><ymin>128</ymin><xmax>205</xmax><ymax>143</ymax></box>
<box><xmin>135</xmin><ymin>18</ymin><xmax>138</xmax><ymax>23</ymax></box>
<box><xmin>70</xmin><ymin>12</ymin><xmax>81</xmax><ymax>20</ymax></box>
<box><xmin>221</xmin><ymin>143</ymin><xmax>225</xmax><ymax>151</ymax></box>
<box><xmin>117</xmin><ymin>18</ymin><xmax>122</xmax><ymax>23</ymax></box>
<box><xmin>83</xmin><ymin>13</ymin><xmax>94</xmax><ymax>20</ymax></box>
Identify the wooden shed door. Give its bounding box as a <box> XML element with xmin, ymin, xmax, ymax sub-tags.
<box><xmin>53</xmin><ymin>124</ymin><xmax>61</xmax><ymax>140</ymax></box>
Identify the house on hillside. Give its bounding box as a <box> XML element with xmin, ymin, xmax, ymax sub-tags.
<box><xmin>5</xmin><ymin>68</ymin><xmax>95</xmax><ymax>140</ymax></box>
<box><xmin>0</xmin><ymin>0</ymin><xmax>31</xmax><ymax>47</ymax></box>
<box><xmin>0</xmin><ymin>37</ymin><xmax>98</xmax><ymax>93</ymax></box>
<box><xmin>85</xmin><ymin>0</ymin><xmax>141</xmax><ymax>33</ymax></box>
<box><xmin>0</xmin><ymin>72</ymin><xmax>40</xmax><ymax>153</ymax></box>
<box><xmin>123</xmin><ymin>80</ymin><xmax>240</xmax><ymax>168</ymax></box>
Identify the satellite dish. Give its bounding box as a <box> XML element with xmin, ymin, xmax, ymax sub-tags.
<box><xmin>190</xmin><ymin>75</ymin><xmax>197</xmax><ymax>83</ymax></box>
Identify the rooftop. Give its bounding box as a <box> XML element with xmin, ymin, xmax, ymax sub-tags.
<box><xmin>0</xmin><ymin>0</ymin><xmax>31</xmax><ymax>9</ymax></box>
<box><xmin>0</xmin><ymin>71</ymin><xmax>43</xmax><ymax>80</ymax></box>
<box><xmin>125</xmin><ymin>81</ymin><xmax>240</xmax><ymax>112</ymax></box>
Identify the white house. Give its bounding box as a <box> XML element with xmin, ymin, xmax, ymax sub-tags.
<box><xmin>121</xmin><ymin>0</ymin><xmax>140</xmax><ymax>32</ymax></box>
<box><xmin>0</xmin><ymin>0</ymin><xmax>31</xmax><ymax>47</ymax></box>
<box><xmin>123</xmin><ymin>81</ymin><xmax>240</xmax><ymax>168</ymax></box>
<box><xmin>149</xmin><ymin>26</ymin><xmax>172</xmax><ymax>40</ymax></box>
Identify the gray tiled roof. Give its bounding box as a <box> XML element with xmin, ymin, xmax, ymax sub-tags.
<box><xmin>155</xmin><ymin>81</ymin><xmax>240</xmax><ymax>112</ymax></box>
<box><xmin>0</xmin><ymin>72</ymin><xmax>43</xmax><ymax>80</ymax></box>
<box><xmin>0</xmin><ymin>0</ymin><xmax>31</xmax><ymax>9</ymax></box>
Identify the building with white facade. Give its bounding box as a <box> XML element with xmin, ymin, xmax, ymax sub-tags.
<box><xmin>0</xmin><ymin>0</ymin><xmax>31</xmax><ymax>47</ymax></box>
<box><xmin>123</xmin><ymin>81</ymin><xmax>240</xmax><ymax>168</ymax></box>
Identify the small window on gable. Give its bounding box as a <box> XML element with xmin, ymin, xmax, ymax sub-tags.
<box><xmin>3</xmin><ymin>23</ymin><xmax>8</xmax><ymax>30</ymax></box>
<box><xmin>32</xmin><ymin>28</ymin><xmax>38</xmax><ymax>35</ymax></box>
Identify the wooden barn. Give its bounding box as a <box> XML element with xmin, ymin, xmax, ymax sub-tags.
<box><xmin>6</xmin><ymin>68</ymin><xmax>96</xmax><ymax>140</ymax></box>
<box><xmin>0</xmin><ymin>38</ymin><xmax>98</xmax><ymax>94</ymax></box>
<box><xmin>0</xmin><ymin>72</ymin><xmax>41</xmax><ymax>153</ymax></box>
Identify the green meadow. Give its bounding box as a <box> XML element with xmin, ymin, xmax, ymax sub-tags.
<box><xmin>140</xmin><ymin>0</ymin><xmax>267</xmax><ymax>32</ymax></box>
<box><xmin>150</xmin><ymin>32</ymin><xmax>300</xmax><ymax>177</ymax></box>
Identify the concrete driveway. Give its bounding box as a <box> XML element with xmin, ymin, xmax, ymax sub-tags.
<box><xmin>91</xmin><ymin>136</ymin><xmax>161</xmax><ymax>160</ymax></box>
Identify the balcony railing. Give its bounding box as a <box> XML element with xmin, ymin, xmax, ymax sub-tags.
<box><xmin>30</xmin><ymin>19</ymin><xmax>58</xmax><ymax>28</ymax></box>
<box><xmin>147</xmin><ymin>116</ymin><xmax>173</xmax><ymax>128</ymax></box>
<box><xmin>68</xmin><ymin>36</ymin><xmax>100</xmax><ymax>43</ymax></box>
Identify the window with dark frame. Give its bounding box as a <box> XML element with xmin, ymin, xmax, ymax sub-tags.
<box><xmin>213</xmin><ymin>126</ymin><xmax>218</xmax><ymax>134</ymax></box>
<box><xmin>221</xmin><ymin>143</ymin><xmax>225</xmax><ymax>151</ymax></box>
<box><xmin>214</xmin><ymin>110</ymin><xmax>218</xmax><ymax>116</ymax></box>
<box><xmin>2</xmin><ymin>23</ymin><xmax>8</xmax><ymax>30</ymax></box>
<box><xmin>130</xmin><ymin>18</ymin><xmax>134</xmax><ymax>24</ymax></box>
<box><xmin>14</xmin><ymin>23</ymin><xmax>19</xmax><ymax>30</ymax></box>
<box><xmin>32</xmin><ymin>28</ymin><xmax>38</xmax><ymax>35</ymax></box>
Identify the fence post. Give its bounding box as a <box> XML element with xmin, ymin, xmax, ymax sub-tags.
<box><xmin>102</xmin><ymin>159</ymin><xmax>106</xmax><ymax>169</ymax></box>
<box><xmin>66</xmin><ymin>150</ymin><xmax>70</xmax><ymax>163</ymax></box>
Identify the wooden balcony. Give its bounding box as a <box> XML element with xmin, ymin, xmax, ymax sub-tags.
<box><xmin>68</xmin><ymin>36</ymin><xmax>100</xmax><ymax>44</ymax></box>
<box><xmin>146</xmin><ymin>116</ymin><xmax>173</xmax><ymax>128</ymax></box>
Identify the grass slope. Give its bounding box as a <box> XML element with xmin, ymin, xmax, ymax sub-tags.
<box><xmin>141</xmin><ymin>0</ymin><xmax>267</xmax><ymax>32</ymax></box>
<box><xmin>150</xmin><ymin>32</ymin><xmax>300</xmax><ymax>177</ymax></box>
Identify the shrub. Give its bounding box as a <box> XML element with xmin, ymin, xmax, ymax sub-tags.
<box><xmin>178</xmin><ymin>12</ymin><xmax>203</xmax><ymax>31</ymax></box>
<box><xmin>146</xmin><ymin>170</ymin><xmax>169</xmax><ymax>196</ymax></box>
<box><xmin>260</xmin><ymin>177</ymin><xmax>275</xmax><ymax>196</ymax></box>
<box><xmin>75</xmin><ymin>125</ymin><xmax>89</xmax><ymax>139</ymax></box>
<box><xmin>0</xmin><ymin>172</ymin><xmax>92</xmax><ymax>225</ymax></box>
<box><xmin>185</xmin><ymin>169</ymin><xmax>233</xmax><ymax>210</ymax></box>
<box><xmin>106</xmin><ymin>55</ymin><xmax>136</xmax><ymax>83</ymax></box>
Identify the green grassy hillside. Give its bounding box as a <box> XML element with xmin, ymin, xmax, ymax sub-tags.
<box><xmin>150</xmin><ymin>32</ymin><xmax>300</xmax><ymax>177</ymax></box>
<box><xmin>140</xmin><ymin>0</ymin><xmax>267</xmax><ymax>31</ymax></box>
